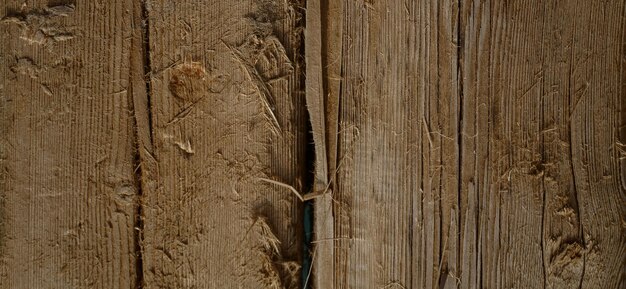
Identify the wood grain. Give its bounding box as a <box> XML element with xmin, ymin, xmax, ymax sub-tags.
<box><xmin>0</xmin><ymin>0</ymin><xmax>139</xmax><ymax>288</ymax></box>
<box><xmin>0</xmin><ymin>1</ymin><xmax>623</xmax><ymax>288</ymax></box>
<box><xmin>460</xmin><ymin>1</ymin><xmax>626</xmax><ymax>288</ymax></box>
<box><xmin>307</xmin><ymin>0</ymin><xmax>343</xmax><ymax>287</ymax></box>
<box><xmin>141</xmin><ymin>0</ymin><xmax>307</xmax><ymax>288</ymax></box>
<box><xmin>314</xmin><ymin>0</ymin><xmax>626</xmax><ymax>288</ymax></box>
<box><xmin>313</xmin><ymin>1</ymin><xmax>460</xmax><ymax>288</ymax></box>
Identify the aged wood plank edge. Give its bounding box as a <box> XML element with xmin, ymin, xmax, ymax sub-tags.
<box><xmin>305</xmin><ymin>0</ymin><xmax>337</xmax><ymax>288</ymax></box>
<box><xmin>305</xmin><ymin>0</ymin><xmax>329</xmax><ymax>185</ymax></box>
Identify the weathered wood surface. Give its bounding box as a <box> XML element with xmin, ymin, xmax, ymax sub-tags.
<box><xmin>311</xmin><ymin>0</ymin><xmax>626</xmax><ymax>289</ymax></box>
<box><xmin>322</xmin><ymin>1</ymin><xmax>461</xmax><ymax>288</ymax></box>
<box><xmin>462</xmin><ymin>1</ymin><xmax>625</xmax><ymax>288</ymax></box>
<box><xmin>459</xmin><ymin>1</ymin><xmax>626</xmax><ymax>288</ymax></box>
<box><xmin>0</xmin><ymin>0</ymin><xmax>624</xmax><ymax>289</ymax></box>
<box><xmin>141</xmin><ymin>0</ymin><xmax>307</xmax><ymax>288</ymax></box>
<box><xmin>0</xmin><ymin>0</ymin><xmax>140</xmax><ymax>288</ymax></box>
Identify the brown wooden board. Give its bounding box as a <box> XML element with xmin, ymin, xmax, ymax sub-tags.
<box><xmin>0</xmin><ymin>1</ymin><xmax>140</xmax><ymax>288</ymax></box>
<box><xmin>322</xmin><ymin>1</ymin><xmax>460</xmax><ymax>288</ymax></box>
<box><xmin>1</xmin><ymin>0</ymin><xmax>624</xmax><ymax>288</ymax></box>
<box><xmin>141</xmin><ymin>0</ymin><xmax>307</xmax><ymax>288</ymax></box>
<box><xmin>311</xmin><ymin>0</ymin><xmax>626</xmax><ymax>289</ymax></box>
<box><xmin>460</xmin><ymin>1</ymin><xmax>625</xmax><ymax>288</ymax></box>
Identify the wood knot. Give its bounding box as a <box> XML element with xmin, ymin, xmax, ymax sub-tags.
<box><xmin>528</xmin><ymin>160</ymin><xmax>545</xmax><ymax>176</ymax></box>
<box><xmin>548</xmin><ymin>240</ymin><xmax>585</xmax><ymax>286</ymax></box>
<box><xmin>169</xmin><ymin>62</ymin><xmax>231</xmax><ymax>101</ymax></box>
<box><xmin>169</xmin><ymin>62</ymin><xmax>207</xmax><ymax>101</ymax></box>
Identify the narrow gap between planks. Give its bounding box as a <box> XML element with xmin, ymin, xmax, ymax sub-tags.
<box><xmin>129</xmin><ymin>0</ymin><xmax>154</xmax><ymax>288</ymax></box>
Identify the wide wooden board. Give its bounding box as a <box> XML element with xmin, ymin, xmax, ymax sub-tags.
<box><xmin>0</xmin><ymin>1</ymin><xmax>140</xmax><ymax>288</ymax></box>
<box><xmin>141</xmin><ymin>0</ymin><xmax>308</xmax><ymax>288</ymax></box>
<box><xmin>312</xmin><ymin>1</ymin><xmax>626</xmax><ymax>288</ymax></box>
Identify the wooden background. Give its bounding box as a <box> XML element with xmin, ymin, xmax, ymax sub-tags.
<box><xmin>1</xmin><ymin>0</ymin><xmax>624</xmax><ymax>289</ymax></box>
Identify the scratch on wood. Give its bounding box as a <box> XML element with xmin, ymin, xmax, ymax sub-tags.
<box><xmin>221</xmin><ymin>39</ymin><xmax>283</xmax><ymax>135</ymax></box>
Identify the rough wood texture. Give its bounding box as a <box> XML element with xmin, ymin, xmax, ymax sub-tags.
<box><xmin>0</xmin><ymin>1</ymin><xmax>139</xmax><ymax>288</ymax></box>
<box><xmin>329</xmin><ymin>1</ymin><xmax>460</xmax><ymax>288</ymax></box>
<box><xmin>305</xmin><ymin>0</ymin><xmax>335</xmax><ymax>288</ymax></box>
<box><xmin>313</xmin><ymin>0</ymin><xmax>626</xmax><ymax>289</ymax></box>
<box><xmin>141</xmin><ymin>0</ymin><xmax>307</xmax><ymax>288</ymax></box>
<box><xmin>460</xmin><ymin>1</ymin><xmax>626</xmax><ymax>288</ymax></box>
<box><xmin>1</xmin><ymin>1</ymin><xmax>624</xmax><ymax>288</ymax></box>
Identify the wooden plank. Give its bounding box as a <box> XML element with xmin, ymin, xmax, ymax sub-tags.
<box><xmin>319</xmin><ymin>1</ymin><xmax>460</xmax><ymax>288</ymax></box>
<box><xmin>0</xmin><ymin>0</ymin><xmax>140</xmax><ymax>288</ymax></box>
<box><xmin>461</xmin><ymin>1</ymin><xmax>626</xmax><ymax>288</ymax></box>
<box><xmin>141</xmin><ymin>0</ymin><xmax>307</xmax><ymax>288</ymax></box>
<box><xmin>0</xmin><ymin>1</ymin><xmax>622</xmax><ymax>289</ymax></box>
<box><xmin>460</xmin><ymin>2</ymin><xmax>544</xmax><ymax>288</ymax></box>
<box><xmin>318</xmin><ymin>0</ymin><xmax>625</xmax><ymax>289</ymax></box>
